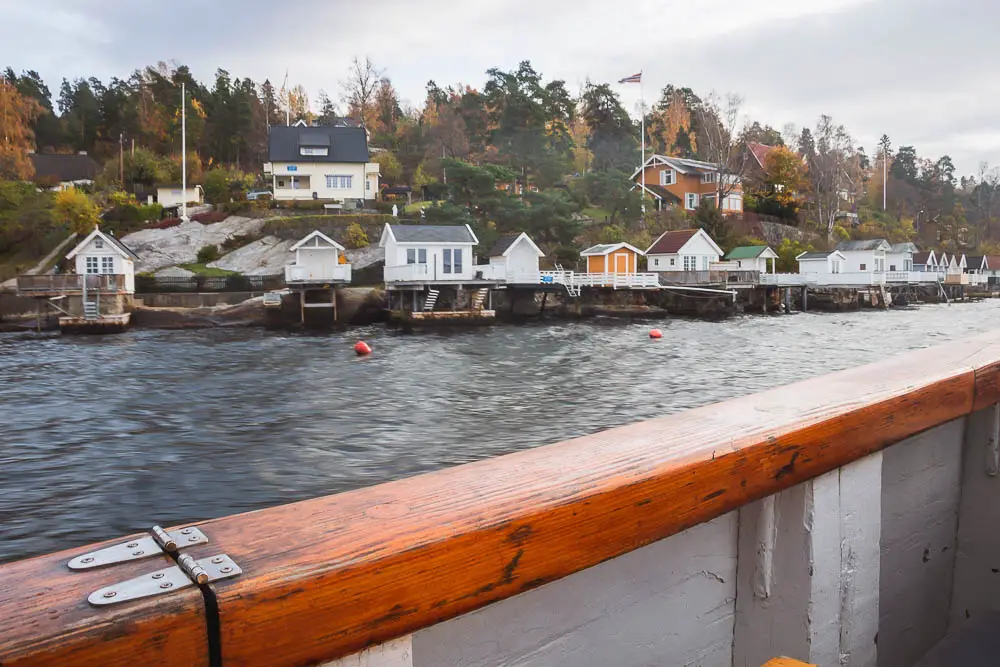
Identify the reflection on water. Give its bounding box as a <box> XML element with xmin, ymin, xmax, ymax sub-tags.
<box><xmin>2</xmin><ymin>301</ymin><xmax>999</xmax><ymax>563</ymax></box>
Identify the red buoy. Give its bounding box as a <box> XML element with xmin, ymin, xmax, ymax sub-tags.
<box><xmin>354</xmin><ymin>340</ymin><xmax>372</xmax><ymax>356</ymax></box>
<box><xmin>649</xmin><ymin>329</ymin><xmax>663</xmax><ymax>339</ymax></box>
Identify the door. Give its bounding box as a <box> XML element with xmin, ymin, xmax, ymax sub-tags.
<box><xmin>615</xmin><ymin>253</ymin><xmax>628</xmax><ymax>274</ymax></box>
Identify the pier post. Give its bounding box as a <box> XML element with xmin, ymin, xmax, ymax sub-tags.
<box><xmin>734</xmin><ymin>453</ymin><xmax>882</xmax><ymax>667</ymax></box>
<box><xmin>802</xmin><ymin>287</ymin><xmax>808</xmax><ymax>312</ymax></box>
<box><xmin>762</xmin><ymin>288</ymin><xmax>767</xmax><ymax>314</ymax></box>
<box><xmin>784</xmin><ymin>288</ymin><xmax>791</xmax><ymax>313</ymax></box>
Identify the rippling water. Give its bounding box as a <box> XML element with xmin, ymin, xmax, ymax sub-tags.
<box><xmin>2</xmin><ymin>301</ymin><xmax>1000</xmax><ymax>563</ymax></box>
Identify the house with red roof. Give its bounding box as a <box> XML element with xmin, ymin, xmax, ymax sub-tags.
<box><xmin>644</xmin><ymin>228</ymin><xmax>723</xmax><ymax>272</ymax></box>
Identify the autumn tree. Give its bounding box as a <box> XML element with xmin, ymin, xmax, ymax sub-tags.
<box><xmin>647</xmin><ymin>87</ymin><xmax>696</xmax><ymax>157</ymax></box>
<box><xmin>0</xmin><ymin>77</ymin><xmax>42</xmax><ymax>180</ymax></box>
<box><xmin>763</xmin><ymin>146</ymin><xmax>808</xmax><ymax>200</ymax></box>
<box><xmin>343</xmin><ymin>56</ymin><xmax>382</xmax><ymax>128</ymax></box>
<box><xmin>807</xmin><ymin>115</ymin><xmax>859</xmax><ymax>235</ymax></box>
<box><xmin>54</xmin><ymin>189</ymin><xmax>101</xmax><ymax>234</ymax></box>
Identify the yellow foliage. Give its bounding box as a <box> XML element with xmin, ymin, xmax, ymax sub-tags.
<box><xmin>55</xmin><ymin>189</ymin><xmax>101</xmax><ymax>234</ymax></box>
<box><xmin>647</xmin><ymin>90</ymin><xmax>696</xmax><ymax>156</ymax></box>
<box><xmin>764</xmin><ymin>147</ymin><xmax>808</xmax><ymax>205</ymax></box>
<box><xmin>0</xmin><ymin>79</ymin><xmax>43</xmax><ymax>180</ymax></box>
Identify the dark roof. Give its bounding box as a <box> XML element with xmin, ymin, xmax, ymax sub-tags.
<box><xmin>488</xmin><ymin>235</ymin><xmax>519</xmax><ymax>257</ymax></box>
<box><xmin>798</xmin><ymin>251</ymin><xmax>837</xmax><ymax>260</ymax></box>
<box><xmin>105</xmin><ymin>232</ymin><xmax>138</xmax><ymax>260</ymax></box>
<box><xmin>913</xmin><ymin>252</ymin><xmax>932</xmax><ymax>264</ymax></box>
<box><xmin>647</xmin><ymin>229</ymin><xmax>698</xmax><ymax>254</ymax></box>
<box><xmin>268</xmin><ymin>125</ymin><xmax>369</xmax><ymax>163</ymax></box>
<box><xmin>836</xmin><ymin>239</ymin><xmax>891</xmax><ymax>251</ymax></box>
<box><xmin>30</xmin><ymin>153</ymin><xmax>101</xmax><ymax>182</ymax></box>
<box><xmin>388</xmin><ymin>224</ymin><xmax>476</xmax><ymax>244</ymax></box>
<box><xmin>966</xmin><ymin>255</ymin><xmax>986</xmax><ymax>268</ymax></box>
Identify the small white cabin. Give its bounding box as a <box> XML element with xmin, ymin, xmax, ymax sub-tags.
<box><xmin>645</xmin><ymin>228</ymin><xmax>723</xmax><ymax>272</ymax></box>
<box><xmin>380</xmin><ymin>224</ymin><xmax>479</xmax><ymax>283</ymax></box>
<box><xmin>835</xmin><ymin>239</ymin><xmax>892</xmax><ymax>273</ymax></box>
<box><xmin>155</xmin><ymin>185</ymin><xmax>204</xmax><ymax>208</ymax></box>
<box><xmin>482</xmin><ymin>232</ymin><xmax>545</xmax><ymax>283</ymax></box>
<box><xmin>722</xmin><ymin>246</ymin><xmax>778</xmax><ymax>274</ymax></box>
<box><xmin>285</xmin><ymin>230</ymin><xmax>351</xmax><ymax>284</ymax></box>
<box><xmin>65</xmin><ymin>227</ymin><xmax>138</xmax><ymax>293</ymax></box>
<box><xmin>796</xmin><ymin>250</ymin><xmax>846</xmax><ymax>276</ymax></box>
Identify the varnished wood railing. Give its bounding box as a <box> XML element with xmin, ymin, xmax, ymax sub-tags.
<box><xmin>4</xmin><ymin>331</ymin><xmax>1000</xmax><ymax>666</ymax></box>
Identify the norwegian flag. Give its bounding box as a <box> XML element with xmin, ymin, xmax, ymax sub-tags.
<box><xmin>618</xmin><ymin>73</ymin><xmax>642</xmax><ymax>84</ymax></box>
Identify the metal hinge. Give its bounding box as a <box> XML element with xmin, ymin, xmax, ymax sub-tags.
<box><xmin>88</xmin><ymin>554</ymin><xmax>242</xmax><ymax>606</ymax></box>
<box><xmin>67</xmin><ymin>525</ymin><xmax>242</xmax><ymax>607</ymax></box>
<box><xmin>68</xmin><ymin>525</ymin><xmax>208</xmax><ymax>570</ymax></box>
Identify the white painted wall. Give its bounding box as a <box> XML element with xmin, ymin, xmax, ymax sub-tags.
<box><xmin>878</xmin><ymin>419</ymin><xmax>965</xmax><ymax>667</ymax></box>
<box><xmin>840</xmin><ymin>249</ymin><xmax>886</xmax><ymax>273</ymax></box>
<box><xmin>383</xmin><ymin>236</ymin><xmax>477</xmax><ymax>282</ymax></box>
<box><xmin>797</xmin><ymin>255</ymin><xmax>845</xmax><ymax>275</ymax></box>
<box><xmin>411</xmin><ymin>514</ymin><xmax>738</xmax><ymax>667</ymax></box>
<box><xmin>272</xmin><ymin>162</ymin><xmax>377</xmax><ymax>203</ymax></box>
<box><xmin>495</xmin><ymin>238</ymin><xmax>541</xmax><ymax>279</ymax></box>
<box><xmin>649</xmin><ymin>233</ymin><xmax>721</xmax><ymax>272</ymax></box>
<box><xmin>156</xmin><ymin>186</ymin><xmax>203</xmax><ymax>208</ymax></box>
<box><xmin>885</xmin><ymin>251</ymin><xmax>913</xmax><ymax>272</ymax></box>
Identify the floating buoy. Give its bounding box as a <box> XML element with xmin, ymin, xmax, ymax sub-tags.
<box><xmin>354</xmin><ymin>341</ymin><xmax>372</xmax><ymax>356</ymax></box>
<box><xmin>649</xmin><ymin>329</ymin><xmax>663</xmax><ymax>339</ymax></box>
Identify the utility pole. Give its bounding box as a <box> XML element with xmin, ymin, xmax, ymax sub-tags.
<box><xmin>119</xmin><ymin>132</ymin><xmax>124</xmax><ymax>188</ymax></box>
<box><xmin>883</xmin><ymin>145</ymin><xmax>888</xmax><ymax>211</ymax></box>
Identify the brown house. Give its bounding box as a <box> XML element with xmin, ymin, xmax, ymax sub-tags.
<box><xmin>631</xmin><ymin>155</ymin><xmax>743</xmax><ymax>214</ymax></box>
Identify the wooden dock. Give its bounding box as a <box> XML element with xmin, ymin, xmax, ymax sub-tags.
<box><xmin>58</xmin><ymin>313</ymin><xmax>131</xmax><ymax>334</ymax></box>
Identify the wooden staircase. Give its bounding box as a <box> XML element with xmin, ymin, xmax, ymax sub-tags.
<box><xmin>82</xmin><ymin>301</ymin><xmax>99</xmax><ymax>320</ymax></box>
<box><xmin>471</xmin><ymin>288</ymin><xmax>489</xmax><ymax>310</ymax></box>
<box><xmin>423</xmin><ymin>288</ymin><xmax>440</xmax><ymax>312</ymax></box>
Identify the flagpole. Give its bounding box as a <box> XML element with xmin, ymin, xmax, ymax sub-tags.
<box><xmin>181</xmin><ymin>82</ymin><xmax>188</xmax><ymax>223</ymax></box>
<box><xmin>284</xmin><ymin>69</ymin><xmax>290</xmax><ymax>126</ymax></box>
<box><xmin>640</xmin><ymin>70</ymin><xmax>645</xmax><ymax>215</ymax></box>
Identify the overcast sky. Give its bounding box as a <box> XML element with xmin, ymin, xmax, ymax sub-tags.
<box><xmin>3</xmin><ymin>0</ymin><xmax>996</xmax><ymax>176</ymax></box>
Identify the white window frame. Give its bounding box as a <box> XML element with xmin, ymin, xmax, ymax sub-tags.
<box><xmin>683</xmin><ymin>256</ymin><xmax>697</xmax><ymax>271</ymax></box>
<box><xmin>94</xmin><ymin>238</ymin><xmax>104</xmax><ymax>249</ymax></box>
<box><xmin>653</xmin><ymin>258</ymin><xmax>659</xmax><ymax>267</ymax></box>
<box><xmin>100</xmin><ymin>257</ymin><xmax>114</xmax><ymax>274</ymax></box>
<box><xmin>701</xmin><ymin>172</ymin><xmax>717</xmax><ymax>184</ymax></box>
<box><xmin>659</xmin><ymin>169</ymin><xmax>675</xmax><ymax>186</ymax></box>
<box><xmin>700</xmin><ymin>256</ymin><xmax>709</xmax><ymax>270</ymax></box>
<box><xmin>300</xmin><ymin>146</ymin><xmax>329</xmax><ymax>157</ymax></box>
<box><xmin>326</xmin><ymin>175</ymin><xmax>353</xmax><ymax>189</ymax></box>
<box><xmin>685</xmin><ymin>193</ymin><xmax>699</xmax><ymax>210</ymax></box>
<box><xmin>85</xmin><ymin>257</ymin><xmax>99</xmax><ymax>274</ymax></box>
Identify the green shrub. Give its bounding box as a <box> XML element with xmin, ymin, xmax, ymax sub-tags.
<box><xmin>374</xmin><ymin>201</ymin><xmax>396</xmax><ymax>214</ymax></box>
<box><xmin>137</xmin><ymin>203</ymin><xmax>163</xmax><ymax>222</ymax></box>
<box><xmin>196</xmin><ymin>245</ymin><xmax>221</xmax><ymax>263</ymax></box>
<box><xmin>225</xmin><ymin>274</ymin><xmax>253</xmax><ymax>291</ymax></box>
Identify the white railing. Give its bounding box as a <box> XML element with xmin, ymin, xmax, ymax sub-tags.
<box><xmin>384</xmin><ymin>264</ymin><xmax>431</xmax><ymax>283</ymax></box>
<box><xmin>568</xmin><ymin>272</ymin><xmax>661</xmax><ymax>289</ymax></box>
<box><xmin>886</xmin><ymin>271</ymin><xmax>942</xmax><ymax>284</ymax></box>
<box><xmin>285</xmin><ymin>264</ymin><xmax>352</xmax><ymax>283</ymax></box>
<box><xmin>760</xmin><ymin>273</ymin><xmax>813</xmax><ymax>287</ymax></box>
<box><xmin>472</xmin><ymin>264</ymin><xmax>506</xmax><ymax>281</ymax></box>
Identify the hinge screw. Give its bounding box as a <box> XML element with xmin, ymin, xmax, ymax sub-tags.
<box><xmin>132</xmin><ymin>551</ymin><xmax>144</xmax><ymax>556</ymax></box>
<box><xmin>159</xmin><ymin>582</ymin><xmax>173</xmax><ymax>589</ymax></box>
<box><xmin>211</xmin><ymin>556</ymin><xmax>224</xmax><ymax>564</ymax></box>
<box><xmin>103</xmin><ymin>591</ymin><xmax>117</xmax><ymax>599</ymax></box>
<box><xmin>220</xmin><ymin>566</ymin><xmax>233</xmax><ymax>574</ymax></box>
<box><xmin>188</xmin><ymin>536</ymin><xmax>199</xmax><ymax>542</ymax></box>
<box><xmin>81</xmin><ymin>557</ymin><xmax>94</xmax><ymax>564</ymax></box>
<box><xmin>181</xmin><ymin>528</ymin><xmax>194</xmax><ymax>535</ymax></box>
<box><xmin>127</xmin><ymin>542</ymin><xmax>138</xmax><ymax>548</ymax></box>
<box><xmin>152</xmin><ymin>573</ymin><xmax>165</xmax><ymax>579</ymax></box>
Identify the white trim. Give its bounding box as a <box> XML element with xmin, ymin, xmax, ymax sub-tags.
<box><xmin>65</xmin><ymin>227</ymin><xmax>137</xmax><ymax>261</ymax></box>
<box><xmin>290</xmin><ymin>230</ymin><xmax>345</xmax><ymax>251</ymax></box>
<box><xmin>499</xmin><ymin>232</ymin><xmax>545</xmax><ymax>259</ymax></box>
<box><xmin>685</xmin><ymin>193</ymin><xmax>699</xmax><ymax>210</ymax></box>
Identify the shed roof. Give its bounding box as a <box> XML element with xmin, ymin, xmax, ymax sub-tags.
<box><xmin>384</xmin><ymin>224</ymin><xmax>477</xmax><ymax>244</ymax></box>
<box><xmin>725</xmin><ymin>245</ymin><xmax>775</xmax><ymax>260</ymax></box>
<box><xmin>580</xmin><ymin>242</ymin><xmax>644</xmax><ymax>257</ymax></box>
<box><xmin>66</xmin><ymin>227</ymin><xmax>139</xmax><ymax>261</ymax></box>
<box><xmin>646</xmin><ymin>229</ymin><xmax>698</xmax><ymax>255</ymax></box>
<box><xmin>268</xmin><ymin>125</ymin><xmax>369</xmax><ymax>163</ymax></box>
<box><xmin>290</xmin><ymin>230</ymin><xmax>345</xmax><ymax>251</ymax></box>
<box><xmin>836</xmin><ymin>239</ymin><xmax>891</xmax><ymax>252</ymax></box>
<box><xmin>889</xmin><ymin>242</ymin><xmax>919</xmax><ymax>254</ymax></box>
<box><xmin>487</xmin><ymin>232</ymin><xmax>544</xmax><ymax>258</ymax></box>
<box><xmin>797</xmin><ymin>251</ymin><xmax>844</xmax><ymax>260</ymax></box>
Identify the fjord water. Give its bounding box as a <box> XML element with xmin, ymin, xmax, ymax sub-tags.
<box><xmin>2</xmin><ymin>301</ymin><xmax>999</xmax><ymax>563</ymax></box>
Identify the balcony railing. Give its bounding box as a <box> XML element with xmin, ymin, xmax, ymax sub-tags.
<box><xmin>4</xmin><ymin>334</ymin><xmax>1000</xmax><ymax>666</ymax></box>
<box><xmin>384</xmin><ymin>263</ymin><xmax>431</xmax><ymax>283</ymax></box>
<box><xmin>284</xmin><ymin>264</ymin><xmax>352</xmax><ymax>284</ymax></box>
<box><xmin>16</xmin><ymin>274</ymin><xmax>126</xmax><ymax>293</ymax></box>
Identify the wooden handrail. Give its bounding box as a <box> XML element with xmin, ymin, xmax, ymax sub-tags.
<box><xmin>4</xmin><ymin>332</ymin><xmax>1000</xmax><ymax>666</ymax></box>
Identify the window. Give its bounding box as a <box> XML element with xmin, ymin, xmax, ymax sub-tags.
<box><xmin>94</xmin><ymin>238</ymin><xmax>104</xmax><ymax>249</ymax></box>
<box><xmin>443</xmin><ymin>249</ymin><xmax>453</xmax><ymax>274</ymax></box>
<box><xmin>453</xmin><ymin>248</ymin><xmax>463</xmax><ymax>273</ymax></box>
<box><xmin>654</xmin><ymin>258</ymin><xmax>660</xmax><ymax>267</ymax></box>
<box><xmin>700</xmin><ymin>256</ymin><xmax>709</xmax><ymax>270</ymax></box>
<box><xmin>101</xmin><ymin>257</ymin><xmax>114</xmax><ymax>274</ymax></box>
<box><xmin>832</xmin><ymin>261</ymin><xmax>842</xmax><ymax>274</ymax></box>
<box><xmin>366</xmin><ymin>179</ymin><xmax>371</xmax><ymax>191</ymax></box>
<box><xmin>85</xmin><ymin>257</ymin><xmax>99</xmax><ymax>274</ymax></box>
<box><xmin>701</xmin><ymin>172</ymin><xmax>717</xmax><ymax>184</ymax></box>
<box><xmin>683</xmin><ymin>256</ymin><xmax>697</xmax><ymax>271</ymax></box>
<box><xmin>418</xmin><ymin>249</ymin><xmax>427</xmax><ymax>264</ymax></box>
<box><xmin>407</xmin><ymin>249</ymin><xmax>416</xmax><ymax>265</ymax></box>
<box><xmin>326</xmin><ymin>175</ymin><xmax>353</xmax><ymax>189</ymax></box>
<box><xmin>300</xmin><ymin>146</ymin><xmax>329</xmax><ymax>156</ymax></box>
<box><xmin>659</xmin><ymin>169</ymin><xmax>675</xmax><ymax>186</ymax></box>
<box><xmin>860</xmin><ymin>263</ymin><xmax>867</xmax><ymax>271</ymax></box>
<box><xmin>890</xmin><ymin>264</ymin><xmax>897</xmax><ymax>272</ymax></box>
<box><xmin>670</xmin><ymin>258</ymin><xmax>676</xmax><ymax>266</ymax></box>
<box><xmin>685</xmin><ymin>193</ymin><xmax>699</xmax><ymax>210</ymax></box>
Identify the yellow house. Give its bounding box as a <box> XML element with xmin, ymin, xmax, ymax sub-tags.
<box><xmin>580</xmin><ymin>242</ymin><xmax>644</xmax><ymax>275</ymax></box>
